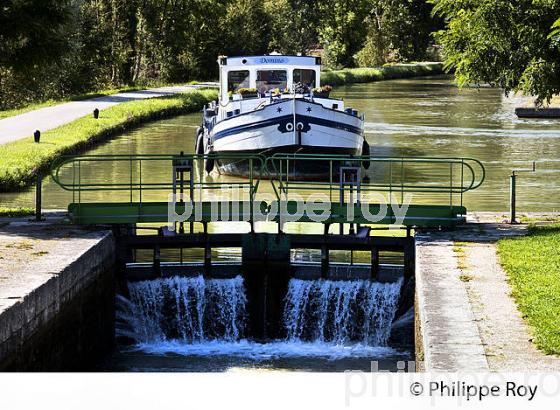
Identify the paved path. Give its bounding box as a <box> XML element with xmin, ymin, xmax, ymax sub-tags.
<box><xmin>464</xmin><ymin>242</ymin><xmax>560</xmax><ymax>371</ymax></box>
<box><xmin>416</xmin><ymin>213</ymin><xmax>560</xmax><ymax>371</ymax></box>
<box><xmin>0</xmin><ymin>83</ymin><xmax>217</xmax><ymax>145</ymax></box>
<box><xmin>416</xmin><ymin>237</ymin><xmax>490</xmax><ymax>372</ymax></box>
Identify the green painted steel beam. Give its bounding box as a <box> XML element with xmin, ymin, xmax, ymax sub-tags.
<box><xmin>68</xmin><ymin>201</ymin><xmax>466</xmax><ymax>227</ymax></box>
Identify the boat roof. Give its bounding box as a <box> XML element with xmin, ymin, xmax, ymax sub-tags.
<box><xmin>218</xmin><ymin>55</ymin><xmax>321</xmax><ymax>69</ymax></box>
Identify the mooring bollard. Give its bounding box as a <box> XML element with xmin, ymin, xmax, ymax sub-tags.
<box><xmin>93</xmin><ymin>108</ymin><xmax>99</xmax><ymax>119</ymax></box>
<box><xmin>510</xmin><ymin>161</ymin><xmax>536</xmax><ymax>224</ymax></box>
<box><xmin>33</xmin><ymin>130</ymin><xmax>41</xmax><ymax>143</ymax></box>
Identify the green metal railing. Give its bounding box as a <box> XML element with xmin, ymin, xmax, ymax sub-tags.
<box><xmin>50</xmin><ymin>153</ymin><xmax>485</xmax><ymax>226</ymax></box>
<box><xmin>51</xmin><ymin>153</ymin><xmax>266</xmax><ymax>199</ymax></box>
<box><xmin>265</xmin><ymin>153</ymin><xmax>485</xmax><ymax>207</ymax></box>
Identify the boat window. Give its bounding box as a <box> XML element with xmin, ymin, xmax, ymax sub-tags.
<box><xmin>227</xmin><ymin>70</ymin><xmax>250</xmax><ymax>92</ymax></box>
<box><xmin>293</xmin><ymin>69</ymin><xmax>316</xmax><ymax>88</ymax></box>
<box><xmin>256</xmin><ymin>70</ymin><xmax>287</xmax><ymax>93</ymax></box>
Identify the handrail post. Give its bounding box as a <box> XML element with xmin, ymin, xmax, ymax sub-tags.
<box><xmin>510</xmin><ymin>161</ymin><xmax>536</xmax><ymax>224</ymax></box>
<box><xmin>510</xmin><ymin>171</ymin><xmax>517</xmax><ymax>224</ymax></box>
<box><xmin>460</xmin><ymin>159</ymin><xmax>464</xmax><ymax>208</ymax></box>
<box><xmin>35</xmin><ymin>172</ymin><xmax>42</xmax><ymax>222</ymax></box>
<box><xmin>449</xmin><ymin>162</ymin><xmax>453</xmax><ymax>208</ymax></box>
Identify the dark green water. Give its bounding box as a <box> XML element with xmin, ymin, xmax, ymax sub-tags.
<box><xmin>2</xmin><ymin>76</ymin><xmax>559</xmax><ymax>212</ymax></box>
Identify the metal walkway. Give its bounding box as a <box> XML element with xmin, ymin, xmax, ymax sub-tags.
<box><xmin>51</xmin><ymin>153</ymin><xmax>485</xmax><ymax>228</ymax></box>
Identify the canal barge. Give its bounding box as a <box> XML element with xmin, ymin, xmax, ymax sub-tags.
<box><xmin>197</xmin><ymin>54</ymin><xmax>367</xmax><ymax>178</ymax></box>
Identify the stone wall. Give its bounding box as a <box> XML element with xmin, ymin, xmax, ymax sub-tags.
<box><xmin>0</xmin><ymin>232</ymin><xmax>115</xmax><ymax>371</ymax></box>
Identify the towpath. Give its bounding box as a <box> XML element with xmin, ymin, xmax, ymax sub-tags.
<box><xmin>0</xmin><ymin>83</ymin><xmax>218</xmax><ymax>146</ymax></box>
<box><xmin>416</xmin><ymin>212</ymin><xmax>560</xmax><ymax>371</ymax></box>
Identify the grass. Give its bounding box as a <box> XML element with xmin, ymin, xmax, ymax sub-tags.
<box><xmin>0</xmin><ymin>81</ymin><xmax>205</xmax><ymax>120</ymax></box>
<box><xmin>0</xmin><ymin>207</ymin><xmax>35</xmax><ymax>217</ymax></box>
<box><xmin>519</xmin><ymin>214</ymin><xmax>560</xmax><ymax>223</ymax></box>
<box><xmin>5</xmin><ymin>240</ymin><xmax>34</xmax><ymax>250</ymax></box>
<box><xmin>497</xmin><ymin>224</ymin><xmax>560</xmax><ymax>355</ymax></box>
<box><xmin>459</xmin><ymin>273</ymin><xmax>473</xmax><ymax>282</ymax></box>
<box><xmin>320</xmin><ymin>62</ymin><xmax>444</xmax><ymax>86</ymax></box>
<box><xmin>0</xmin><ymin>86</ymin><xmax>144</xmax><ymax>120</ymax></box>
<box><xmin>0</xmin><ymin>89</ymin><xmax>217</xmax><ymax>191</ymax></box>
<box><xmin>453</xmin><ymin>242</ymin><xmax>468</xmax><ymax>270</ymax></box>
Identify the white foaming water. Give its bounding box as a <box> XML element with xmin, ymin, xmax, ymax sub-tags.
<box><xmin>133</xmin><ymin>340</ymin><xmax>401</xmax><ymax>360</ymax></box>
<box><xmin>121</xmin><ymin>275</ymin><xmax>246</xmax><ymax>343</ymax></box>
<box><xmin>118</xmin><ymin>275</ymin><xmax>403</xmax><ymax>359</ymax></box>
<box><xmin>284</xmin><ymin>278</ymin><xmax>402</xmax><ymax>346</ymax></box>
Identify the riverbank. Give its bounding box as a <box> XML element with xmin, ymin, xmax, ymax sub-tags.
<box><xmin>0</xmin><ymin>89</ymin><xmax>217</xmax><ymax>191</ymax></box>
<box><xmin>0</xmin><ymin>86</ymin><xmax>141</xmax><ymax>120</ymax></box>
<box><xmin>0</xmin><ymin>82</ymin><xmax>204</xmax><ymax>121</ymax></box>
<box><xmin>321</xmin><ymin>62</ymin><xmax>444</xmax><ymax>86</ymax></box>
<box><xmin>515</xmin><ymin>95</ymin><xmax>560</xmax><ymax>118</ymax></box>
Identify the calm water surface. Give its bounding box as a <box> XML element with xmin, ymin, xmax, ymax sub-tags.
<box><xmin>2</xmin><ymin>76</ymin><xmax>559</xmax><ymax>212</ymax></box>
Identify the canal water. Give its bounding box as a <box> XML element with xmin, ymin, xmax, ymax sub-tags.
<box><xmin>2</xmin><ymin>76</ymin><xmax>559</xmax><ymax>212</ymax></box>
<box><xmin>3</xmin><ymin>76</ymin><xmax>559</xmax><ymax>371</ymax></box>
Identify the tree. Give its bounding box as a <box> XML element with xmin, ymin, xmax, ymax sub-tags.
<box><xmin>318</xmin><ymin>0</ymin><xmax>369</xmax><ymax>68</ymax></box>
<box><xmin>219</xmin><ymin>0</ymin><xmax>270</xmax><ymax>57</ymax></box>
<box><xmin>0</xmin><ymin>0</ymin><xmax>445</xmax><ymax>110</ymax></box>
<box><xmin>432</xmin><ymin>0</ymin><xmax>560</xmax><ymax>104</ymax></box>
<box><xmin>355</xmin><ymin>0</ymin><xmax>440</xmax><ymax>67</ymax></box>
<box><xmin>265</xmin><ymin>0</ymin><xmax>321</xmax><ymax>54</ymax></box>
<box><xmin>0</xmin><ymin>0</ymin><xmax>73</xmax><ymax>71</ymax></box>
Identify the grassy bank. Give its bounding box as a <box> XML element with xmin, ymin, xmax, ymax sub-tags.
<box><xmin>0</xmin><ymin>86</ymin><xmax>145</xmax><ymax>120</ymax></box>
<box><xmin>0</xmin><ymin>89</ymin><xmax>217</xmax><ymax>191</ymax></box>
<box><xmin>0</xmin><ymin>207</ymin><xmax>34</xmax><ymax>218</ymax></box>
<box><xmin>497</xmin><ymin>224</ymin><xmax>560</xmax><ymax>355</ymax></box>
<box><xmin>321</xmin><ymin>62</ymin><xmax>444</xmax><ymax>86</ymax></box>
<box><xmin>0</xmin><ymin>81</ymin><xmax>202</xmax><ymax>120</ymax></box>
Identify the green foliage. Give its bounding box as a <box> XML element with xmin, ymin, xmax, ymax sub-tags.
<box><xmin>497</xmin><ymin>224</ymin><xmax>560</xmax><ymax>355</ymax></box>
<box><xmin>0</xmin><ymin>89</ymin><xmax>217</xmax><ymax>191</ymax></box>
<box><xmin>265</xmin><ymin>0</ymin><xmax>322</xmax><ymax>54</ymax></box>
<box><xmin>355</xmin><ymin>33</ymin><xmax>388</xmax><ymax>68</ymax></box>
<box><xmin>320</xmin><ymin>62</ymin><xmax>443</xmax><ymax>85</ymax></box>
<box><xmin>318</xmin><ymin>0</ymin><xmax>369</xmax><ymax>68</ymax></box>
<box><xmin>219</xmin><ymin>0</ymin><xmax>271</xmax><ymax>60</ymax></box>
<box><xmin>236</xmin><ymin>88</ymin><xmax>258</xmax><ymax>95</ymax></box>
<box><xmin>355</xmin><ymin>0</ymin><xmax>441</xmax><ymax>67</ymax></box>
<box><xmin>432</xmin><ymin>0</ymin><xmax>560</xmax><ymax>105</ymax></box>
<box><xmin>0</xmin><ymin>0</ymin><xmax>441</xmax><ymax>111</ymax></box>
<box><xmin>0</xmin><ymin>207</ymin><xmax>35</xmax><ymax>218</ymax></box>
<box><xmin>550</xmin><ymin>17</ymin><xmax>560</xmax><ymax>44</ymax></box>
<box><xmin>0</xmin><ymin>0</ymin><xmax>73</xmax><ymax>70</ymax></box>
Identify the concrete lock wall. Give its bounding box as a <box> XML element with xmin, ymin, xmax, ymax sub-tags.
<box><xmin>0</xmin><ymin>232</ymin><xmax>116</xmax><ymax>371</ymax></box>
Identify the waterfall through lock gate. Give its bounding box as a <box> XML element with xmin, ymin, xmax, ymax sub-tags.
<box><xmin>116</xmin><ymin>274</ymin><xmax>404</xmax><ymax>359</ymax></box>
<box><xmin>118</xmin><ymin>276</ymin><xmax>247</xmax><ymax>343</ymax></box>
<box><xmin>284</xmin><ymin>278</ymin><xmax>402</xmax><ymax>346</ymax></box>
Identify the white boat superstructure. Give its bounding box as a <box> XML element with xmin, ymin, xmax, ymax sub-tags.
<box><xmin>197</xmin><ymin>54</ymin><xmax>367</xmax><ymax>176</ymax></box>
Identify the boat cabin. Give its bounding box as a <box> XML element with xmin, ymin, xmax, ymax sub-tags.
<box><xmin>218</xmin><ymin>55</ymin><xmax>322</xmax><ymax>102</ymax></box>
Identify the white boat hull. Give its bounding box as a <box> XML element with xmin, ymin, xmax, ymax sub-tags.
<box><xmin>209</xmin><ymin>98</ymin><xmax>364</xmax><ymax>154</ymax></box>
